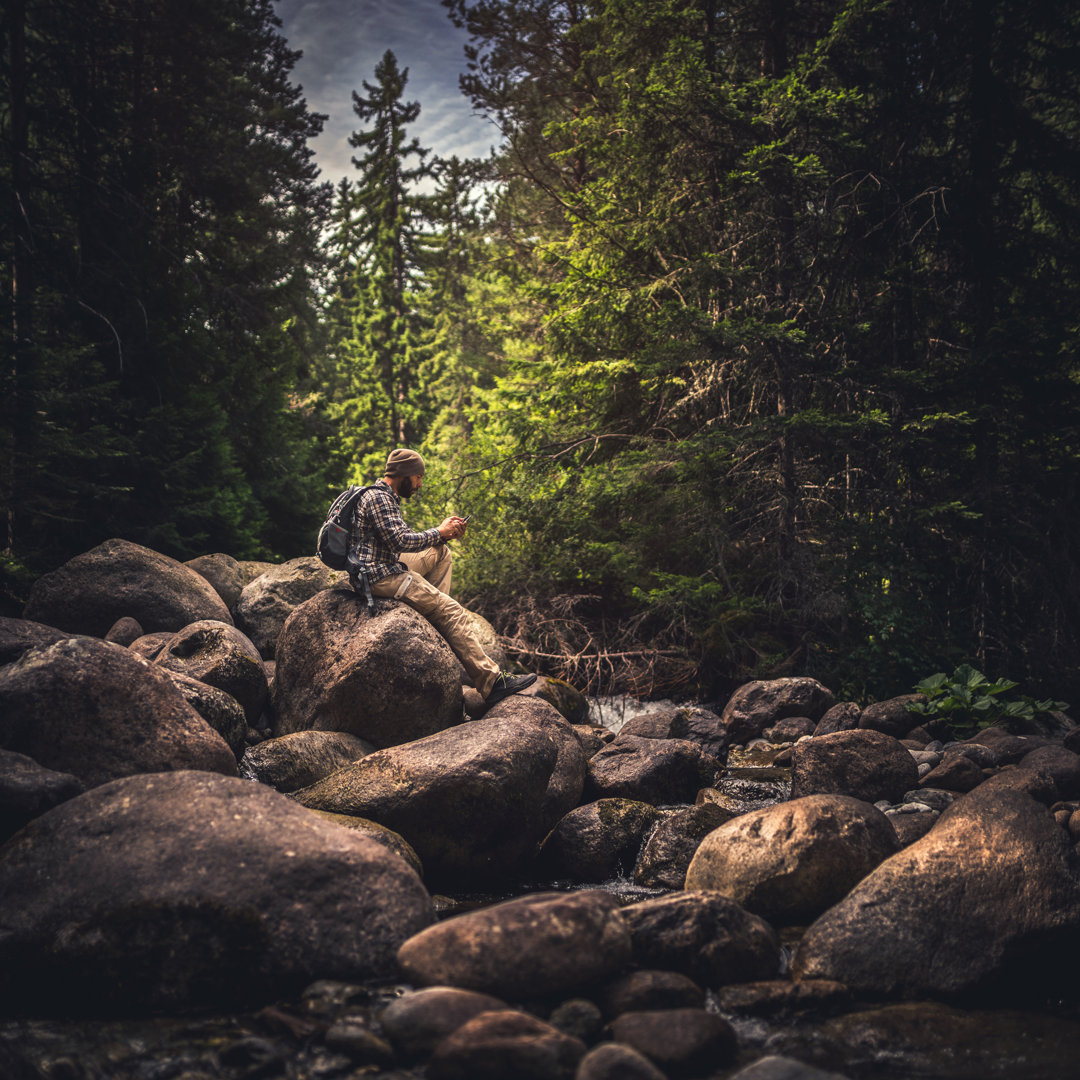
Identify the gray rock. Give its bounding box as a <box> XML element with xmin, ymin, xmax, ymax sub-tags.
<box><xmin>791</xmin><ymin>729</ymin><xmax>919</xmax><ymax>804</ymax></box>
<box><xmin>586</xmin><ymin>735</ymin><xmax>718</xmax><ymax>805</ymax></box>
<box><xmin>792</xmin><ymin>786</ymin><xmax>1080</xmax><ymax>998</ymax></box>
<box><xmin>291</xmin><ymin>712</ymin><xmax>581</xmax><ymax>883</ymax></box>
<box><xmin>538</xmin><ymin>799</ymin><xmax>662</xmax><ymax>882</ymax></box>
<box><xmin>685</xmin><ymin>795</ymin><xmax>899</xmax><ymax>925</ymax></box>
<box><xmin>239</xmin><ymin>730</ymin><xmax>375</xmax><ymax>792</ymax></box>
<box><xmin>633</xmin><ymin>802</ymin><xmax>733</xmax><ymax>890</ymax></box>
<box><xmin>575</xmin><ymin>1043</ymin><xmax>667</xmax><ymax>1080</ymax></box>
<box><xmin>721</xmin><ymin>678</ymin><xmax>835</xmax><ymax>745</ymax></box>
<box><xmin>235</xmin><ymin>557</ymin><xmax>348</xmax><ymax>659</ymax></box>
<box><xmin>185</xmin><ymin>553</ymin><xmax>244</xmax><ymax>611</ymax></box>
<box><xmin>427</xmin><ymin>1010</ymin><xmax>587</xmax><ymax>1080</ymax></box>
<box><xmin>23</xmin><ymin>538</ymin><xmax>232</xmax><ymax>636</ymax></box>
<box><xmin>619</xmin><ymin>891</ymin><xmax>781</xmax><ymax>987</ymax></box>
<box><xmin>619</xmin><ymin>704</ymin><xmax>731</xmax><ymax>762</ymax></box>
<box><xmin>271</xmin><ymin>588</ymin><xmax>463</xmax><ymax>748</ymax></box>
<box><xmin>0</xmin><ymin>637</ymin><xmax>237</xmax><ymax>788</ymax></box>
<box><xmin>0</xmin><ymin>749</ymin><xmax>85</xmax><ymax>843</ymax></box>
<box><xmin>607</xmin><ymin>1008</ymin><xmax>737</xmax><ymax>1076</ymax></box>
<box><xmin>0</xmin><ymin>771</ymin><xmax>433</xmax><ymax>1014</ymax></box>
<box><xmin>397</xmin><ymin>891</ymin><xmax>632</xmax><ymax>999</ymax></box>
<box><xmin>380</xmin><ymin>986</ymin><xmax>509</xmax><ymax>1062</ymax></box>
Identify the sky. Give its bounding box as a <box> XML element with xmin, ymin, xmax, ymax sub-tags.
<box><xmin>272</xmin><ymin>0</ymin><xmax>501</xmax><ymax>187</ymax></box>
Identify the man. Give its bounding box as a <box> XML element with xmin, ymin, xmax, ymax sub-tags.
<box><xmin>349</xmin><ymin>448</ymin><xmax>537</xmax><ymax>708</ymax></box>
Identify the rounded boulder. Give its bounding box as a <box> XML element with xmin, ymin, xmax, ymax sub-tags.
<box><xmin>23</xmin><ymin>538</ymin><xmax>232</xmax><ymax>636</ymax></box>
<box><xmin>239</xmin><ymin>730</ymin><xmax>375</xmax><ymax>792</ymax></box>
<box><xmin>272</xmin><ymin>588</ymin><xmax>463</xmax><ymax>748</ymax></box>
<box><xmin>587</xmin><ymin>735</ymin><xmax>718</xmax><ymax>805</ymax></box>
<box><xmin>720</xmin><ymin>678</ymin><xmax>835</xmax><ymax>745</ymax></box>
<box><xmin>791</xmin><ymin>729</ymin><xmax>919</xmax><ymax>804</ymax></box>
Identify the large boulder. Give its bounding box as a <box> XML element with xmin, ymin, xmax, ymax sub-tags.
<box><xmin>380</xmin><ymin>987</ymin><xmax>510</xmax><ymax>1063</ymax></box>
<box><xmin>586</xmin><ymin>735</ymin><xmax>718</xmax><ymax>805</ymax></box>
<box><xmin>184</xmin><ymin>553</ymin><xmax>244</xmax><ymax>611</ymax></box>
<box><xmin>519</xmin><ymin>675</ymin><xmax>589</xmax><ymax>725</ymax></box>
<box><xmin>290</xmin><ymin>712</ymin><xmax>583</xmax><ymax>883</ymax></box>
<box><xmin>0</xmin><ymin>637</ymin><xmax>237</xmax><ymax>788</ymax></box>
<box><xmin>153</xmin><ymin>620</ymin><xmax>268</xmax><ymax>724</ymax></box>
<box><xmin>234</xmin><ymin>557</ymin><xmax>348</xmax><ymax>659</ymax></box>
<box><xmin>619</xmin><ymin>704</ymin><xmax>731</xmax><ymax>763</ymax></box>
<box><xmin>159</xmin><ymin>668</ymin><xmax>248</xmax><ymax>757</ymax></box>
<box><xmin>684</xmin><ymin>795</ymin><xmax>900</xmax><ymax>925</ymax></box>
<box><xmin>23</xmin><ymin>538</ymin><xmax>232</xmax><ymax>636</ymax></box>
<box><xmin>858</xmin><ymin>695</ymin><xmax>925</xmax><ymax>738</ymax></box>
<box><xmin>397</xmin><ymin>890</ymin><xmax>632</xmax><ymax>999</ymax></box>
<box><xmin>720</xmin><ymin>678</ymin><xmax>835</xmax><ymax>745</ymax></box>
<box><xmin>239</xmin><ymin>731</ymin><xmax>375</xmax><ymax>792</ymax></box>
<box><xmin>619</xmin><ymin>892</ymin><xmax>781</xmax><ymax>988</ymax></box>
<box><xmin>633</xmin><ymin>802</ymin><xmax>734</xmax><ymax>890</ymax></box>
<box><xmin>537</xmin><ymin>799</ymin><xmax>662</xmax><ymax>883</ymax></box>
<box><xmin>271</xmin><ymin>588</ymin><xmax>463</xmax><ymax>748</ymax></box>
<box><xmin>791</xmin><ymin>786</ymin><xmax>1080</xmax><ymax>998</ymax></box>
<box><xmin>0</xmin><ymin>616</ymin><xmax>69</xmax><ymax>665</ymax></box>
<box><xmin>0</xmin><ymin>771</ymin><xmax>434</xmax><ymax>1014</ymax></box>
<box><xmin>790</xmin><ymin>729</ymin><xmax>919</xmax><ymax>804</ymax></box>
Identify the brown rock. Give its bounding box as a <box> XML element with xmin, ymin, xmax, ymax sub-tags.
<box><xmin>813</xmin><ymin>702</ymin><xmax>861</xmax><ymax>737</ymax></box>
<box><xmin>633</xmin><ymin>801</ymin><xmax>733</xmax><ymax>890</ymax></box>
<box><xmin>0</xmin><ymin>749</ymin><xmax>85</xmax><ymax>843</ymax></box>
<box><xmin>104</xmin><ymin>616</ymin><xmax>144</xmax><ymax>646</ymax></box>
<box><xmin>576</xmin><ymin>1042</ymin><xmax>667</xmax><ymax>1080</ymax></box>
<box><xmin>920</xmin><ymin>754</ymin><xmax>983</xmax><ymax>793</ymax></box>
<box><xmin>586</xmin><ymin>735</ymin><xmax>718</xmax><ymax>805</ymax></box>
<box><xmin>538</xmin><ymin>799</ymin><xmax>662</xmax><ymax>882</ymax></box>
<box><xmin>239</xmin><ymin>730</ymin><xmax>375</xmax><ymax>792</ymax></box>
<box><xmin>720</xmin><ymin>678</ymin><xmax>835</xmax><ymax>745</ymax></box>
<box><xmin>380</xmin><ymin>986</ymin><xmax>509</xmax><ymax>1062</ymax></box>
<box><xmin>607</xmin><ymin>1008</ymin><xmax>737</xmax><ymax>1077</ymax></box>
<box><xmin>791</xmin><ymin>729</ymin><xmax>919</xmax><ymax>804</ymax></box>
<box><xmin>398</xmin><ymin>891</ymin><xmax>632</xmax><ymax>1000</ymax></box>
<box><xmin>185</xmin><ymin>553</ymin><xmax>244</xmax><ymax>611</ymax></box>
<box><xmin>0</xmin><ymin>616</ymin><xmax>69</xmax><ymax>666</ymax></box>
<box><xmin>716</xmin><ymin>979</ymin><xmax>851</xmax><ymax>1017</ymax></box>
<box><xmin>858</xmin><ymin>695</ymin><xmax>925</xmax><ymax>738</ymax></box>
<box><xmin>23</xmin><ymin>538</ymin><xmax>232</xmax><ymax>636</ymax></box>
<box><xmin>619</xmin><ymin>704</ymin><xmax>731</xmax><ymax>762</ymax></box>
<box><xmin>597</xmin><ymin>970</ymin><xmax>705</xmax><ymax>1018</ymax></box>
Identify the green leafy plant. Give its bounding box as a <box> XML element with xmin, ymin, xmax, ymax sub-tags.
<box><xmin>905</xmin><ymin>663</ymin><xmax>1068</xmax><ymax>738</ymax></box>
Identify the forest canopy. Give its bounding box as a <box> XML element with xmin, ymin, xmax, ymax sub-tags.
<box><xmin>4</xmin><ymin>0</ymin><xmax>1080</xmax><ymax>705</ymax></box>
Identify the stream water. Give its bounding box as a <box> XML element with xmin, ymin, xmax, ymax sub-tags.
<box><xmin>4</xmin><ymin>697</ymin><xmax>1080</xmax><ymax>1078</ymax></box>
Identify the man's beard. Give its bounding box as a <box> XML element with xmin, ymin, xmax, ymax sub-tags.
<box><xmin>399</xmin><ymin>477</ymin><xmax>416</xmax><ymax>499</ymax></box>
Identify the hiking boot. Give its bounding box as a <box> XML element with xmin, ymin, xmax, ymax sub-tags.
<box><xmin>484</xmin><ymin>671</ymin><xmax>538</xmax><ymax>708</ymax></box>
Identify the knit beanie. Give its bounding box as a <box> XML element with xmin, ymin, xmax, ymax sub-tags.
<box><xmin>385</xmin><ymin>448</ymin><xmax>426</xmax><ymax>477</ymax></box>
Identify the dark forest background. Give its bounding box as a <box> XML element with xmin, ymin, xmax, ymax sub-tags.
<box><xmin>4</xmin><ymin>0</ymin><xmax>1080</xmax><ymax>705</ymax></box>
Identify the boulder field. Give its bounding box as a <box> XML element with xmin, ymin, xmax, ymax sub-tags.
<box><xmin>3</xmin><ymin>540</ymin><xmax>1080</xmax><ymax>1079</ymax></box>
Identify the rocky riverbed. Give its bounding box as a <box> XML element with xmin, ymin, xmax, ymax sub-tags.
<box><xmin>3</xmin><ymin>540</ymin><xmax>1080</xmax><ymax>1079</ymax></box>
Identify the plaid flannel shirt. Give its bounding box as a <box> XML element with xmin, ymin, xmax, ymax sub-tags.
<box><xmin>349</xmin><ymin>479</ymin><xmax>442</xmax><ymax>583</ymax></box>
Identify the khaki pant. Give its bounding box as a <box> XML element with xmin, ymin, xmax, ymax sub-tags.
<box><xmin>370</xmin><ymin>545</ymin><xmax>500</xmax><ymax>697</ymax></box>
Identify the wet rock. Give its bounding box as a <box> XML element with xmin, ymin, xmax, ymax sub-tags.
<box><xmin>235</xmin><ymin>557</ymin><xmax>348</xmax><ymax>659</ymax></box>
<box><xmin>271</xmin><ymin>588</ymin><xmax>462</xmax><ymax>748</ymax></box>
<box><xmin>858</xmin><ymin>695</ymin><xmax>925</xmax><ymax>738</ymax></box>
<box><xmin>607</xmin><ymin>1008</ymin><xmax>737</xmax><ymax>1077</ymax></box>
<box><xmin>721</xmin><ymin>678</ymin><xmax>835</xmax><ymax>745</ymax></box>
<box><xmin>920</xmin><ymin>753</ymin><xmax>983</xmax><ymax>792</ymax></box>
<box><xmin>380</xmin><ymin>986</ymin><xmax>510</xmax><ymax>1062</ymax></box>
<box><xmin>716</xmin><ymin>980</ymin><xmax>851</xmax><ymax>1017</ymax></box>
<box><xmin>23</xmin><ymin>538</ymin><xmax>232</xmax><ymax>636</ymax></box>
<box><xmin>291</xmin><ymin>713</ymin><xmax>581</xmax><ymax>883</ymax></box>
<box><xmin>792</xmin><ymin>786</ymin><xmax>1080</xmax><ymax>998</ymax></box>
<box><xmin>685</xmin><ymin>795</ymin><xmax>899</xmax><ymax>925</ymax></box>
<box><xmin>727</xmin><ymin>1055</ymin><xmax>853</xmax><ymax>1080</ymax></box>
<box><xmin>239</xmin><ymin>730</ymin><xmax>375</xmax><ymax>792</ymax></box>
<box><xmin>0</xmin><ymin>637</ymin><xmax>236</xmax><ymax>788</ymax></box>
<box><xmin>185</xmin><ymin>553</ymin><xmax>244</xmax><ymax>611</ymax></box>
<box><xmin>160</xmin><ymin>668</ymin><xmax>248</xmax><ymax>756</ymax></box>
<box><xmin>538</xmin><ymin>798</ymin><xmax>662</xmax><ymax>882</ymax></box>
<box><xmin>548</xmin><ymin>998</ymin><xmax>604</xmax><ymax>1043</ymax></box>
<box><xmin>791</xmin><ymin>729</ymin><xmax>919</xmax><ymax>804</ymax></box>
<box><xmin>103</xmin><ymin>616</ymin><xmax>143</xmax><ymax>646</ymax></box>
<box><xmin>0</xmin><ymin>771</ymin><xmax>434</xmax><ymax>1015</ymax></box>
<box><xmin>813</xmin><ymin>702</ymin><xmax>861</xmax><ymax>737</ymax></box>
<box><xmin>0</xmin><ymin>615</ymin><xmax>69</xmax><ymax>665</ymax></box>
<box><xmin>586</xmin><ymin>735</ymin><xmax>718</xmax><ymax>805</ymax></box>
<box><xmin>619</xmin><ymin>704</ymin><xmax>731</xmax><ymax>763</ymax></box>
<box><xmin>619</xmin><ymin>892</ymin><xmax>781</xmax><ymax>987</ymax></box>
<box><xmin>521</xmin><ymin>676</ymin><xmax>589</xmax><ymax>724</ymax></box>
<box><xmin>633</xmin><ymin>801</ymin><xmax>733</xmax><ymax>890</ymax></box>
<box><xmin>306</xmin><ymin>810</ymin><xmax>423</xmax><ymax>876</ymax></box>
<box><xmin>154</xmin><ymin>620</ymin><xmax>267</xmax><ymax>724</ymax></box>
<box><xmin>597</xmin><ymin>970</ymin><xmax>705</xmax><ymax>1018</ymax></box>
<box><xmin>485</xmin><ymin>696</ymin><xmax>588</xmax><ymax>831</ymax></box>
<box><xmin>427</xmin><ymin>1009</ymin><xmax>587</xmax><ymax>1080</ymax></box>
<box><xmin>576</xmin><ymin>1041</ymin><xmax>667</xmax><ymax>1080</ymax></box>
<box><xmin>698</xmin><ymin>767</ymin><xmax>792</xmax><ymax>816</ymax></box>
<box><xmin>0</xmin><ymin>749</ymin><xmax>85</xmax><ymax>843</ymax></box>
<box><xmin>397</xmin><ymin>891</ymin><xmax>632</xmax><ymax>999</ymax></box>
<box><xmin>763</xmin><ymin>716</ymin><xmax>816</xmax><ymax>743</ymax></box>
<box><xmin>128</xmin><ymin>631</ymin><xmax>172</xmax><ymax>660</ymax></box>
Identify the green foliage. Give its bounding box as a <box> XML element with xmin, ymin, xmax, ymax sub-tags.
<box><xmin>906</xmin><ymin>664</ymin><xmax>1069</xmax><ymax>739</ymax></box>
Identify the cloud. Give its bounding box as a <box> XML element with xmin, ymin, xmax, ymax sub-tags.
<box><xmin>273</xmin><ymin>0</ymin><xmax>499</xmax><ymax>184</ymax></box>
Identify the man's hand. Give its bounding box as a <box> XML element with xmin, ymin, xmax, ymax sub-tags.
<box><xmin>437</xmin><ymin>516</ymin><xmax>468</xmax><ymax>541</ymax></box>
